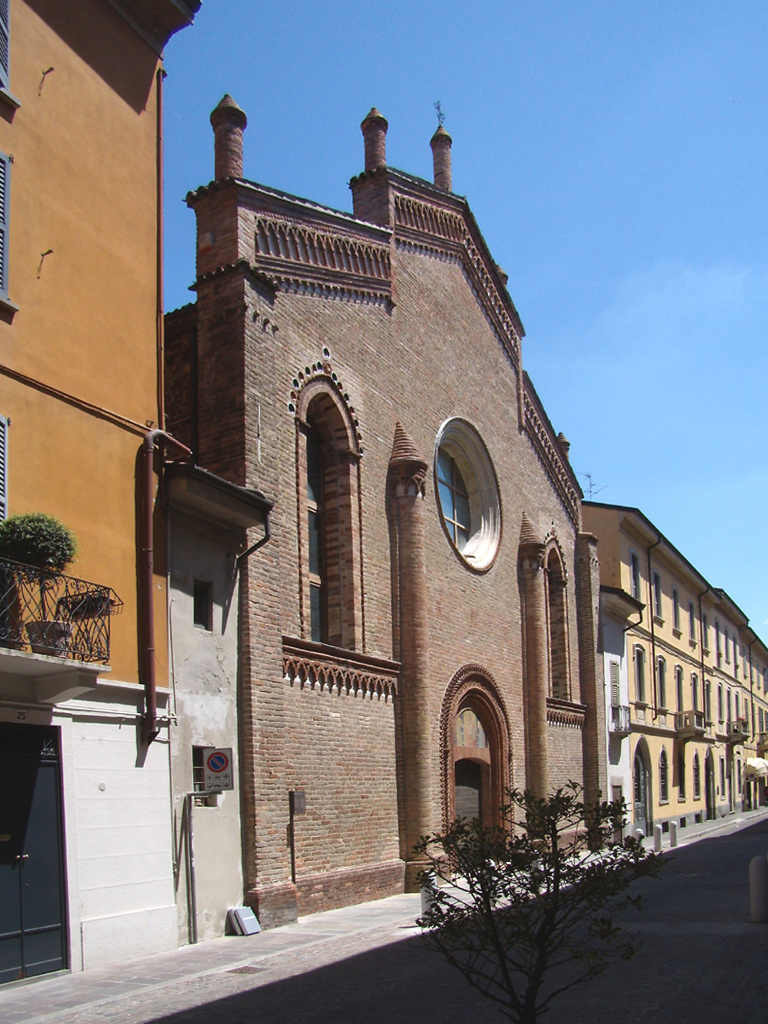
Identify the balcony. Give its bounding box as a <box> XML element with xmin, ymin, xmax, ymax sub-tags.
<box><xmin>675</xmin><ymin>710</ymin><xmax>706</xmax><ymax>739</ymax></box>
<box><xmin>282</xmin><ymin>635</ymin><xmax>400</xmax><ymax>701</ymax></box>
<box><xmin>0</xmin><ymin>558</ymin><xmax>122</xmax><ymax>664</ymax></box>
<box><xmin>757</xmin><ymin>732</ymin><xmax>768</xmax><ymax>754</ymax></box>
<box><xmin>726</xmin><ymin>718</ymin><xmax>748</xmax><ymax>744</ymax></box>
<box><xmin>609</xmin><ymin>704</ymin><xmax>631</xmax><ymax>736</ymax></box>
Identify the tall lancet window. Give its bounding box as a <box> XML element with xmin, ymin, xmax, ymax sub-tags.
<box><xmin>306</xmin><ymin>426</ymin><xmax>325</xmax><ymax>643</ymax></box>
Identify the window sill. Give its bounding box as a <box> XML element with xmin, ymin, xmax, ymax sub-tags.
<box><xmin>0</xmin><ymin>86</ymin><xmax>21</xmax><ymax>115</ymax></box>
<box><xmin>673</xmin><ymin>627</ymin><xmax>682</xmax><ymax>639</ymax></box>
<box><xmin>654</xmin><ymin>615</ymin><xmax>664</xmax><ymax>626</ymax></box>
<box><xmin>659</xmin><ymin>799</ymin><xmax>670</xmax><ymax>807</ymax></box>
<box><xmin>0</xmin><ymin>294</ymin><xmax>18</xmax><ymax>322</ymax></box>
<box><xmin>689</xmin><ymin>639</ymin><xmax>698</xmax><ymax>649</ymax></box>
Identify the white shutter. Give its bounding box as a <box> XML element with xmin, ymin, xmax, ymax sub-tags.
<box><xmin>610</xmin><ymin>660</ymin><xmax>620</xmax><ymax>707</ymax></box>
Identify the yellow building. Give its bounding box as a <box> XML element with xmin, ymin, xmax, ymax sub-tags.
<box><xmin>0</xmin><ymin>0</ymin><xmax>198</xmax><ymax>982</ymax></box>
<box><xmin>584</xmin><ymin>502</ymin><xmax>768</xmax><ymax>839</ymax></box>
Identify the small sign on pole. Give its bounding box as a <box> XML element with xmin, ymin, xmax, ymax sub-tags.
<box><xmin>203</xmin><ymin>747</ymin><xmax>234</xmax><ymax>792</ymax></box>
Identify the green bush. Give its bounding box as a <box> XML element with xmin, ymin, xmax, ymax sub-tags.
<box><xmin>0</xmin><ymin>513</ymin><xmax>78</xmax><ymax>572</ymax></box>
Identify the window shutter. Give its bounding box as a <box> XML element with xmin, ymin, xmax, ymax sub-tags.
<box><xmin>0</xmin><ymin>0</ymin><xmax>8</xmax><ymax>91</ymax></box>
<box><xmin>0</xmin><ymin>154</ymin><xmax>7</xmax><ymax>295</ymax></box>
<box><xmin>0</xmin><ymin>414</ymin><xmax>7</xmax><ymax>520</ymax></box>
<box><xmin>610</xmin><ymin>661</ymin><xmax>620</xmax><ymax>707</ymax></box>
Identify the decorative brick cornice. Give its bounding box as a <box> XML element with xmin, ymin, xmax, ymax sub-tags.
<box><xmin>523</xmin><ymin>377</ymin><xmax>581</xmax><ymax>526</ymax></box>
<box><xmin>252</xmin><ymin>213</ymin><xmax>392</xmax><ymax>302</ymax></box>
<box><xmin>394</xmin><ymin>194</ymin><xmax>522</xmax><ymax>369</ymax></box>
<box><xmin>192</xmin><ymin>257</ymin><xmax>278</xmax><ymax>293</ymax></box>
<box><xmin>282</xmin><ymin>636</ymin><xmax>400</xmax><ymax>701</ymax></box>
<box><xmin>546</xmin><ymin>697</ymin><xmax>587</xmax><ymax>729</ymax></box>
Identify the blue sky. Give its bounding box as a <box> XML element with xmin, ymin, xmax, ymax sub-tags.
<box><xmin>162</xmin><ymin>1</ymin><xmax>768</xmax><ymax>630</ymax></box>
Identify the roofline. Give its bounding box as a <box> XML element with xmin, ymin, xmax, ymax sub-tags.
<box><xmin>584</xmin><ymin>500</ymin><xmax>766</xmax><ymax>649</ymax></box>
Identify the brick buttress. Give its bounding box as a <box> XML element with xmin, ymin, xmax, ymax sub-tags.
<box><xmin>387</xmin><ymin>423</ymin><xmax>434</xmax><ymax>889</ymax></box>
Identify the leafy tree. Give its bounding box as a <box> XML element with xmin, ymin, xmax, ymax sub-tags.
<box><xmin>416</xmin><ymin>783</ymin><xmax>663</xmax><ymax>1024</ymax></box>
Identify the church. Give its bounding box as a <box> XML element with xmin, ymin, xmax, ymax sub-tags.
<box><xmin>165</xmin><ymin>97</ymin><xmax>605</xmax><ymax>929</ymax></box>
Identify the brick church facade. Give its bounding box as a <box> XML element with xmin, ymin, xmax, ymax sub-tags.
<box><xmin>165</xmin><ymin>98</ymin><xmax>605</xmax><ymax>928</ymax></box>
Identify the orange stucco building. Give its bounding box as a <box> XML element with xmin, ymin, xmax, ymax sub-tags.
<box><xmin>0</xmin><ymin>0</ymin><xmax>198</xmax><ymax>982</ymax></box>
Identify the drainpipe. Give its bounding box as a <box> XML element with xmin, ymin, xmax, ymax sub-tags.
<box><xmin>234</xmin><ymin>514</ymin><xmax>271</xmax><ymax>574</ymax></box>
<box><xmin>140</xmin><ymin>429</ymin><xmax>192</xmax><ymax>745</ymax></box>
<box><xmin>156</xmin><ymin>66</ymin><xmax>167</xmax><ymax>430</ymax></box>
<box><xmin>647</xmin><ymin>534</ymin><xmax>661</xmax><ymax>719</ymax></box>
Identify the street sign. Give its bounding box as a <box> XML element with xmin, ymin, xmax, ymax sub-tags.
<box><xmin>203</xmin><ymin>747</ymin><xmax>234</xmax><ymax>792</ymax></box>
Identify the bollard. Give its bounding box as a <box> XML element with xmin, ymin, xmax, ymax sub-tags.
<box><xmin>669</xmin><ymin>821</ymin><xmax>678</xmax><ymax>848</ymax></box>
<box><xmin>420</xmin><ymin>872</ymin><xmax>436</xmax><ymax>916</ymax></box>
<box><xmin>635</xmin><ymin>828</ymin><xmax>645</xmax><ymax>843</ymax></box>
<box><xmin>654</xmin><ymin>824</ymin><xmax>663</xmax><ymax>853</ymax></box>
<box><xmin>750</xmin><ymin>856</ymin><xmax>768</xmax><ymax>922</ymax></box>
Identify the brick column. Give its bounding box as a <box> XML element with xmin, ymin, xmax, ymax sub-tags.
<box><xmin>519</xmin><ymin>514</ymin><xmax>549</xmax><ymax>798</ymax></box>
<box><xmin>576</xmin><ymin>531</ymin><xmax>606</xmax><ymax>807</ymax></box>
<box><xmin>387</xmin><ymin>422</ymin><xmax>433</xmax><ymax>890</ymax></box>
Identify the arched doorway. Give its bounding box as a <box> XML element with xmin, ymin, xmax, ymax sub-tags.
<box><xmin>453</xmin><ymin>707</ymin><xmax>491</xmax><ymax>824</ymax></box>
<box><xmin>633</xmin><ymin>741</ymin><xmax>652</xmax><ymax>837</ymax></box>
<box><xmin>705</xmin><ymin>751</ymin><xmax>715</xmax><ymax>820</ymax></box>
<box><xmin>440</xmin><ymin>666</ymin><xmax>511</xmax><ymax>830</ymax></box>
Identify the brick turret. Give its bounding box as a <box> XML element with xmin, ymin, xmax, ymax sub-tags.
<box><xmin>210</xmin><ymin>94</ymin><xmax>247</xmax><ymax>181</ymax></box>
<box><xmin>361</xmin><ymin>107</ymin><xmax>388</xmax><ymax>172</ymax></box>
<box><xmin>430</xmin><ymin>124</ymin><xmax>452</xmax><ymax>191</ymax></box>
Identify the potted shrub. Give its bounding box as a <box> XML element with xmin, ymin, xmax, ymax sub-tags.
<box><xmin>0</xmin><ymin>513</ymin><xmax>78</xmax><ymax>655</ymax></box>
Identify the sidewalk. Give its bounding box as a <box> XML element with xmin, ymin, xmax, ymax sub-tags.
<box><xmin>2</xmin><ymin>804</ymin><xmax>768</xmax><ymax>1024</ymax></box>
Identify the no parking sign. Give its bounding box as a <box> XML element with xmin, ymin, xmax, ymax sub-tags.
<box><xmin>203</xmin><ymin>747</ymin><xmax>234</xmax><ymax>792</ymax></box>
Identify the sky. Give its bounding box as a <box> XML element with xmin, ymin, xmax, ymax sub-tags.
<box><xmin>162</xmin><ymin>1</ymin><xmax>768</xmax><ymax>631</ymax></box>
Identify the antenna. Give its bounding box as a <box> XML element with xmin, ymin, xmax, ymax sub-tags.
<box><xmin>580</xmin><ymin>473</ymin><xmax>607</xmax><ymax>500</ymax></box>
<box><xmin>434</xmin><ymin>100</ymin><xmax>445</xmax><ymax>127</ymax></box>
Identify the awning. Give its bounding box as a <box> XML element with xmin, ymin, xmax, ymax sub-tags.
<box><xmin>745</xmin><ymin>758</ymin><xmax>768</xmax><ymax>777</ymax></box>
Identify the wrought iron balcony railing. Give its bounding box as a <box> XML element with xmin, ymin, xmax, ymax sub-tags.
<box><xmin>726</xmin><ymin>717</ymin><xmax>748</xmax><ymax>744</ymax></box>
<box><xmin>609</xmin><ymin>704</ymin><xmax>631</xmax><ymax>736</ymax></box>
<box><xmin>0</xmin><ymin>558</ymin><xmax>122</xmax><ymax>664</ymax></box>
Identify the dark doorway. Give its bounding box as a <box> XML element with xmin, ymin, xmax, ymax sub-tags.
<box><xmin>633</xmin><ymin>747</ymin><xmax>651</xmax><ymax>837</ymax></box>
<box><xmin>454</xmin><ymin>759</ymin><xmax>482</xmax><ymax>823</ymax></box>
<box><xmin>705</xmin><ymin>754</ymin><xmax>715</xmax><ymax>820</ymax></box>
<box><xmin>0</xmin><ymin>723</ymin><xmax>67</xmax><ymax>983</ymax></box>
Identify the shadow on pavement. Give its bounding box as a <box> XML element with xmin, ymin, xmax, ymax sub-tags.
<box><xmin>145</xmin><ymin>819</ymin><xmax>768</xmax><ymax>1024</ymax></box>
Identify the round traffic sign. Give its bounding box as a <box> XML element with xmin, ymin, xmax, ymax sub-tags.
<box><xmin>206</xmin><ymin>750</ymin><xmax>229</xmax><ymax>774</ymax></box>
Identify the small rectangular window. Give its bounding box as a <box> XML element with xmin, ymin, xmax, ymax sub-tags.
<box><xmin>193</xmin><ymin>580</ymin><xmax>212</xmax><ymax>630</ymax></box>
<box><xmin>691</xmin><ymin>673</ymin><xmax>698</xmax><ymax>712</ymax></box>
<box><xmin>192</xmin><ymin>746</ymin><xmax>205</xmax><ymax>791</ymax></box>
<box><xmin>720</xmin><ymin>757</ymin><xmax>725</xmax><ymax>794</ymax></box>
<box><xmin>688</xmin><ymin>601</ymin><xmax>696</xmax><ymax>642</ymax></box>
<box><xmin>675</xmin><ymin>667</ymin><xmax>684</xmax><ymax>712</ymax></box>
<box><xmin>672</xmin><ymin>588</ymin><xmax>680</xmax><ymax>631</ymax></box>
<box><xmin>657</xmin><ymin>658</ymin><xmax>666</xmax><ymax>709</ymax></box>
<box><xmin>702</xmin><ymin>614</ymin><xmax>709</xmax><ymax>650</ymax></box>
<box><xmin>718</xmin><ymin>684</ymin><xmax>723</xmax><ymax>722</ymax></box>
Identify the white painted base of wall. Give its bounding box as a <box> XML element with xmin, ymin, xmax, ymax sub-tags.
<box><xmin>81</xmin><ymin>906</ymin><xmax>178</xmax><ymax>970</ymax></box>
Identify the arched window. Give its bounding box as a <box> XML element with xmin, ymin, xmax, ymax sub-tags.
<box><xmin>693</xmin><ymin>752</ymin><xmax>701</xmax><ymax>800</ymax></box>
<box><xmin>634</xmin><ymin>646</ymin><xmax>646</xmax><ymax>703</ymax></box>
<box><xmin>306</xmin><ymin>426</ymin><xmax>325</xmax><ymax>642</ymax></box>
<box><xmin>691</xmin><ymin>673</ymin><xmax>699</xmax><ymax>712</ymax></box>
<box><xmin>678</xmin><ymin>749</ymin><xmax>686</xmax><ymax>799</ymax></box>
<box><xmin>675</xmin><ymin>666</ymin><xmax>684</xmax><ymax>712</ymax></box>
<box><xmin>657</xmin><ymin>657</ymin><xmax>667</xmax><ymax>709</ymax></box>
<box><xmin>546</xmin><ymin>548</ymin><xmax>569</xmax><ymax>700</ymax></box>
<box><xmin>296</xmin><ymin>379</ymin><xmax>363</xmax><ymax>650</ymax></box>
<box><xmin>659</xmin><ymin>749</ymin><xmax>669</xmax><ymax>803</ymax></box>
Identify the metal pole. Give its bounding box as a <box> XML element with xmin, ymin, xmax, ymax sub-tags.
<box><xmin>187</xmin><ymin>793</ymin><xmax>198</xmax><ymax>945</ymax></box>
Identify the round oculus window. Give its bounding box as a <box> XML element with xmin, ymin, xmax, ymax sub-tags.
<box><xmin>434</xmin><ymin>418</ymin><xmax>501</xmax><ymax>571</ymax></box>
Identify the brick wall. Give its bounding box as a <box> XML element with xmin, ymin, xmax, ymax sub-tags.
<box><xmin>168</xmin><ymin>151</ymin><xmax>594</xmax><ymax>925</ymax></box>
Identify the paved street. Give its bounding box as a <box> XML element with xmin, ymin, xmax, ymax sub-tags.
<box><xmin>3</xmin><ymin>808</ymin><xmax>768</xmax><ymax>1024</ymax></box>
